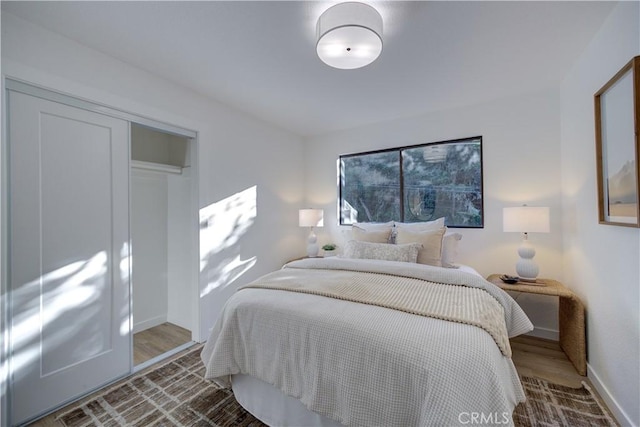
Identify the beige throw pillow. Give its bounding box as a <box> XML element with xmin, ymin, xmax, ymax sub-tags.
<box><xmin>395</xmin><ymin>227</ymin><xmax>446</xmax><ymax>267</ymax></box>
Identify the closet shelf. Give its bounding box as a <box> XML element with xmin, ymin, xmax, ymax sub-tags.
<box><xmin>131</xmin><ymin>160</ymin><xmax>182</xmax><ymax>175</ymax></box>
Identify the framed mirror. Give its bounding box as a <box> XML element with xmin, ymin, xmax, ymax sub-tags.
<box><xmin>594</xmin><ymin>56</ymin><xmax>640</xmax><ymax>227</ymax></box>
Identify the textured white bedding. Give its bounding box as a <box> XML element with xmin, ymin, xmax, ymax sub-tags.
<box><xmin>201</xmin><ymin>259</ymin><xmax>533</xmax><ymax>426</ymax></box>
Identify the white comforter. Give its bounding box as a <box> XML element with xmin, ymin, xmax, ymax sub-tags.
<box><xmin>201</xmin><ymin>258</ymin><xmax>533</xmax><ymax>426</ymax></box>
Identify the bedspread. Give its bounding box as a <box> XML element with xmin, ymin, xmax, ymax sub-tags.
<box><xmin>243</xmin><ymin>266</ymin><xmax>512</xmax><ymax>357</ymax></box>
<box><xmin>201</xmin><ymin>258</ymin><xmax>533</xmax><ymax>426</ymax></box>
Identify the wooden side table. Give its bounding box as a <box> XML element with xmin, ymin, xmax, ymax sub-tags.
<box><xmin>487</xmin><ymin>274</ymin><xmax>587</xmax><ymax>376</ymax></box>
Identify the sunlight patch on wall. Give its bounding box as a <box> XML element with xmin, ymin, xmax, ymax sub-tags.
<box><xmin>199</xmin><ymin>186</ymin><xmax>257</xmax><ymax>294</ymax></box>
<box><xmin>200</xmin><ymin>254</ymin><xmax>256</xmax><ymax>298</ymax></box>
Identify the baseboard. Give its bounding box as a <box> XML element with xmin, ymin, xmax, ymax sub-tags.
<box><xmin>587</xmin><ymin>363</ymin><xmax>636</xmax><ymax>427</ymax></box>
<box><xmin>133</xmin><ymin>315</ymin><xmax>167</xmax><ymax>334</ymax></box>
<box><xmin>133</xmin><ymin>341</ymin><xmax>196</xmax><ymax>373</ymax></box>
<box><xmin>525</xmin><ymin>326</ymin><xmax>559</xmax><ymax>341</ymax></box>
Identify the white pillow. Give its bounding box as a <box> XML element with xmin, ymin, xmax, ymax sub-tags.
<box><xmin>395</xmin><ymin>227</ymin><xmax>446</xmax><ymax>267</ymax></box>
<box><xmin>392</xmin><ymin>218</ymin><xmax>445</xmax><ymax>243</ymax></box>
<box><xmin>442</xmin><ymin>232</ymin><xmax>462</xmax><ymax>268</ymax></box>
<box><xmin>342</xmin><ymin>240</ymin><xmax>422</xmax><ymax>263</ymax></box>
<box><xmin>352</xmin><ymin>223</ymin><xmax>393</xmax><ymax>243</ymax></box>
<box><xmin>394</xmin><ymin>217</ymin><xmax>445</xmax><ymax>231</ymax></box>
<box><xmin>353</xmin><ymin>221</ymin><xmax>394</xmax><ymax>231</ymax></box>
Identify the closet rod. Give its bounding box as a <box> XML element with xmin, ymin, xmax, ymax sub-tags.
<box><xmin>131</xmin><ymin>160</ymin><xmax>182</xmax><ymax>175</ymax></box>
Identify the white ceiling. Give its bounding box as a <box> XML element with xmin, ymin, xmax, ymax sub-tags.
<box><xmin>2</xmin><ymin>1</ymin><xmax>616</xmax><ymax>137</ymax></box>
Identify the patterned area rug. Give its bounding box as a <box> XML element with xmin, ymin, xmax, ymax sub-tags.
<box><xmin>513</xmin><ymin>376</ymin><xmax>617</xmax><ymax>427</ymax></box>
<box><xmin>55</xmin><ymin>344</ymin><xmax>616</xmax><ymax>427</ymax></box>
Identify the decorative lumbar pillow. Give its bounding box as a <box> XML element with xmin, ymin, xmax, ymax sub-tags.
<box><xmin>351</xmin><ymin>224</ymin><xmax>393</xmax><ymax>243</ymax></box>
<box><xmin>442</xmin><ymin>232</ymin><xmax>462</xmax><ymax>268</ymax></box>
<box><xmin>395</xmin><ymin>227</ymin><xmax>446</xmax><ymax>267</ymax></box>
<box><xmin>342</xmin><ymin>240</ymin><xmax>422</xmax><ymax>263</ymax></box>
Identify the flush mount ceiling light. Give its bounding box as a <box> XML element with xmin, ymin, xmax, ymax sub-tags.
<box><xmin>316</xmin><ymin>2</ymin><xmax>383</xmax><ymax>70</ymax></box>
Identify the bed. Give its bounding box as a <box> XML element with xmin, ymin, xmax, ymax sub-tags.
<box><xmin>201</xmin><ymin>255</ymin><xmax>533</xmax><ymax>426</ymax></box>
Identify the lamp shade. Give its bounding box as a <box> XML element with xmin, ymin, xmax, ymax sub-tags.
<box><xmin>503</xmin><ymin>207</ymin><xmax>550</xmax><ymax>233</ymax></box>
<box><xmin>299</xmin><ymin>209</ymin><xmax>324</xmax><ymax>228</ymax></box>
<box><xmin>316</xmin><ymin>2</ymin><xmax>383</xmax><ymax>70</ymax></box>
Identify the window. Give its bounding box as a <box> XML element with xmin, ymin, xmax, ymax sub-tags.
<box><xmin>339</xmin><ymin>136</ymin><xmax>483</xmax><ymax>228</ymax></box>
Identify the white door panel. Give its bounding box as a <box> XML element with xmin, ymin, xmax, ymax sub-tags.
<box><xmin>8</xmin><ymin>91</ymin><xmax>130</xmax><ymax>425</ymax></box>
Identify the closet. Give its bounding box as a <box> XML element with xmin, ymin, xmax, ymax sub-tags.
<box><xmin>4</xmin><ymin>80</ymin><xmax>199</xmax><ymax>426</ymax></box>
<box><xmin>130</xmin><ymin>124</ymin><xmax>195</xmax><ymax>366</ymax></box>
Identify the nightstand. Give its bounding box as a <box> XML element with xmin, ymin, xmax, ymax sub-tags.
<box><xmin>487</xmin><ymin>274</ymin><xmax>586</xmax><ymax>376</ymax></box>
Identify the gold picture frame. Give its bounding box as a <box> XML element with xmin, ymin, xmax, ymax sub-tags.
<box><xmin>594</xmin><ymin>56</ymin><xmax>640</xmax><ymax>227</ymax></box>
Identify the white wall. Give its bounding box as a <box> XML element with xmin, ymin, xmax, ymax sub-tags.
<box><xmin>305</xmin><ymin>88</ymin><xmax>564</xmax><ymax>336</ymax></box>
<box><xmin>131</xmin><ymin>171</ymin><xmax>169</xmax><ymax>333</ymax></box>
<box><xmin>560</xmin><ymin>2</ymin><xmax>639</xmax><ymax>426</ymax></box>
<box><xmin>1</xmin><ymin>12</ymin><xmax>306</xmax><ymax>343</ymax></box>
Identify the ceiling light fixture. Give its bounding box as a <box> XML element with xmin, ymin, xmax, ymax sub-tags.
<box><xmin>316</xmin><ymin>2</ymin><xmax>383</xmax><ymax>70</ymax></box>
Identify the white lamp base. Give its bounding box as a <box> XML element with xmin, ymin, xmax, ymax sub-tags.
<box><xmin>307</xmin><ymin>229</ymin><xmax>319</xmax><ymax>257</ymax></box>
<box><xmin>516</xmin><ymin>236</ymin><xmax>539</xmax><ymax>282</ymax></box>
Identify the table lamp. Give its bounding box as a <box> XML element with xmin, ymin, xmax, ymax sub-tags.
<box><xmin>503</xmin><ymin>206</ymin><xmax>550</xmax><ymax>282</ymax></box>
<box><xmin>299</xmin><ymin>209</ymin><xmax>324</xmax><ymax>257</ymax></box>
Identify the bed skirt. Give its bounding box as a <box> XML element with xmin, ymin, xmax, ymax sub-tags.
<box><xmin>232</xmin><ymin>374</ymin><xmax>344</xmax><ymax>427</ymax></box>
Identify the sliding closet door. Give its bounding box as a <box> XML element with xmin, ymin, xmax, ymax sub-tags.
<box><xmin>7</xmin><ymin>90</ymin><xmax>131</xmax><ymax>425</ymax></box>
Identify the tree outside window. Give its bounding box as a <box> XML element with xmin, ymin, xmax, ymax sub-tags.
<box><xmin>339</xmin><ymin>137</ymin><xmax>483</xmax><ymax>228</ymax></box>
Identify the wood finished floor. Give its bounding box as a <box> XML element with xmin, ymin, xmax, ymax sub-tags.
<box><xmin>133</xmin><ymin>322</ymin><xmax>192</xmax><ymax>365</ymax></box>
<box><xmin>27</xmin><ymin>335</ymin><xmax>610</xmax><ymax>426</ymax></box>
<box><xmin>510</xmin><ymin>334</ymin><xmax>586</xmax><ymax>388</ymax></box>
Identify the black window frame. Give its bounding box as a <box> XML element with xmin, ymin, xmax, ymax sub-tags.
<box><xmin>339</xmin><ymin>136</ymin><xmax>484</xmax><ymax>228</ymax></box>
